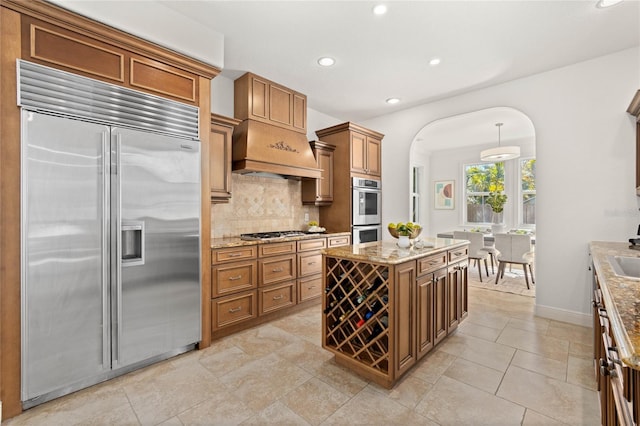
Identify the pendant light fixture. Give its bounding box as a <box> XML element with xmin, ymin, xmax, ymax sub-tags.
<box><xmin>480</xmin><ymin>122</ymin><xmax>520</xmax><ymax>161</ymax></box>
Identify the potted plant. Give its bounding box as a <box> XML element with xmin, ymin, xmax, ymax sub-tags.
<box><xmin>487</xmin><ymin>190</ymin><xmax>507</xmax><ymax>234</ymax></box>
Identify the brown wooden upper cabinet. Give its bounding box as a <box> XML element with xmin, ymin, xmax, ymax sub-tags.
<box><xmin>234</xmin><ymin>72</ymin><xmax>307</xmax><ymax>134</ymax></box>
<box><xmin>302</xmin><ymin>141</ymin><xmax>335</xmax><ymax>206</ymax></box>
<box><xmin>20</xmin><ymin>15</ymin><xmax>214</xmax><ymax>105</ymax></box>
<box><xmin>210</xmin><ymin>114</ymin><xmax>241</xmax><ymax>203</ymax></box>
<box><xmin>316</xmin><ymin>122</ymin><xmax>383</xmax><ymax>180</ymax></box>
<box><xmin>628</xmin><ymin>90</ymin><xmax>640</xmax><ymax>195</ymax></box>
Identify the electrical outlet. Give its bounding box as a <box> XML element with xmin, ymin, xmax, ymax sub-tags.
<box><xmin>304</xmin><ymin>213</ymin><xmax>309</xmax><ymax>222</ymax></box>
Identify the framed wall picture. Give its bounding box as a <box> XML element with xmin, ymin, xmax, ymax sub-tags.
<box><xmin>434</xmin><ymin>180</ymin><xmax>454</xmax><ymax>209</ymax></box>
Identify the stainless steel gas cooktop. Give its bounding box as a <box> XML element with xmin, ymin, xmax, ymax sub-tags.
<box><xmin>240</xmin><ymin>230</ymin><xmax>307</xmax><ymax>241</ymax></box>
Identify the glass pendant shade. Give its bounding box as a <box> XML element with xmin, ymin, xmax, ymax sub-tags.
<box><xmin>481</xmin><ymin>122</ymin><xmax>520</xmax><ymax>161</ymax></box>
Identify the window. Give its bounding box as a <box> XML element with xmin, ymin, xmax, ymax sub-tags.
<box><xmin>464</xmin><ymin>162</ymin><xmax>505</xmax><ymax>224</ymax></box>
<box><xmin>521</xmin><ymin>158</ymin><xmax>536</xmax><ymax>225</ymax></box>
<box><xmin>411</xmin><ymin>166</ymin><xmax>422</xmax><ymax>223</ymax></box>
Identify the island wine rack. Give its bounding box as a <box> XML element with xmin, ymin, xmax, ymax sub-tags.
<box><xmin>323</xmin><ymin>257</ymin><xmax>390</xmax><ymax>376</ymax></box>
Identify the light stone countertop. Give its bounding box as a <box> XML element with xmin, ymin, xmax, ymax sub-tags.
<box><xmin>590</xmin><ymin>241</ymin><xmax>640</xmax><ymax>369</ymax></box>
<box><xmin>322</xmin><ymin>237</ymin><xmax>468</xmax><ymax>265</ymax></box>
<box><xmin>211</xmin><ymin>231</ymin><xmax>351</xmax><ymax>249</ymax></box>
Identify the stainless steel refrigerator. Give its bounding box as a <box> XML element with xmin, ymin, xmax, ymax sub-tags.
<box><xmin>19</xmin><ymin>60</ymin><xmax>201</xmax><ymax>407</ymax></box>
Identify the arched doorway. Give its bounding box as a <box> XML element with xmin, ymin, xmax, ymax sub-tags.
<box><xmin>409</xmin><ymin>107</ymin><xmax>536</xmax><ymax>293</ymax></box>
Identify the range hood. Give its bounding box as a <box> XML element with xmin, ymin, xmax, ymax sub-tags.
<box><xmin>232</xmin><ymin>120</ymin><xmax>321</xmax><ymax>179</ymax></box>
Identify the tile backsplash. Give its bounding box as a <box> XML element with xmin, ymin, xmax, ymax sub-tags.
<box><xmin>211</xmin><ymin>173</ymin><xmax>319</xmax><ymax>238</ymax></box>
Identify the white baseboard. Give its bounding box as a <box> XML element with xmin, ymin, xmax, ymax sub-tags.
<box><xmin>535</xmin><ymin>304</ymin><xmax>592</xmax><ymax>327</ymax></box>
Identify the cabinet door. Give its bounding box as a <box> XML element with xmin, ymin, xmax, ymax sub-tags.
<box><xmin>209</xmin><ymin>121</ymin><xmax>233</xmax><ymax>202</ymax></box>
<box><xmin>433</xmin><ymin>270</ymin><xmax>448</xmax><ymax>345</ymax></box>
<box><xmin>457</xmin><ymin>262</ymin><xmax>469</xmax><ymax>321</ymax></box>
<box><xmin>447</xmin><ymin>267</ymin><xmax>460</xmax><ymax>332</ymax></box>
<box><xmin>366</xmin><ymin>136</ymin><xmax>382</xmax><ymax>177</ymax></box>
<box><xmin>269</xmin><ymin>84</ymin><xmax>293</xmax><ymax>127</ymax></box>
<box><xmin>317</xmin><ymin>148</ymin><xmax>334</xmax><ymax>201</ymax></box>
<box><xmin>417</xmin><ymin>273</ymin><xmax>435</xmax><ymax>359</ymax></box>
<box><xmin>292</xmin><ymin>93</ymin><xmax>307</xmax><ymax>132</ymax></box>
<box><xmin>302</xmin><ymin>143</ymin><xmax>335</xmax><ymax>206</ymax></box>
<box><xmin>394</xmin><ymin>261</ymin><xmax>416</xmax><ymax>378</ymax></box>
<box><xmin>350</xmin><ymin>131</ymin><xmax>367</xmax><ymax>174</ymax></box>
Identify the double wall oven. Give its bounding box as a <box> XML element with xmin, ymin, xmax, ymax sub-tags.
<box><xmin>352</xmin><ymin>177</ymin><xmax>382</xmax><ymax>244</ymax></box>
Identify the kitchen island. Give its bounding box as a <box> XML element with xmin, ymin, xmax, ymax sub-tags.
<box><xmin>590</xmin><ymin>241</ymin><xmax>640</xmax><ymax>424</ymax></box>
<box><xmin>322</xmin><ymin>238</ymin><xmax>469</xmax><ymax>388</ymax></box>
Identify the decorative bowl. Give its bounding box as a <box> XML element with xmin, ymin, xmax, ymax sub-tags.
<box><xmin>388</xmin><ymin>224</ymin><xmax>422</xmax><ymax>239</ymax></box>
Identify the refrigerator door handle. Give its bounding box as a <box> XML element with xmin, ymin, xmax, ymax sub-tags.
<box><xmin>112</xmin><ymin>131</ymin><xmax>122</xmax><ymax>366</ymax></box>
<box><xmin>102</xmin><ymin>130</ymin><xmax>111</xmax><ymax>370</ymax></box>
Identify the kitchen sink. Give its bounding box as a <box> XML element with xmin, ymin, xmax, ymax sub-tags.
<box><xmin>608</xmin><ymin>255</ymin><xmax>640</xmax><ymax>279</ymax></box>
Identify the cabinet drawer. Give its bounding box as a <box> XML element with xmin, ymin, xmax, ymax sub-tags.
<box><xmin>298</xmin><ymin>275</ymin><xmax>322</xmax><ymax>302</ymax></box>
<box><xmin>211</xmin><ymin>261</ymin><xmax>257</xmax><ymax>297</ymax></box>
<box><xmin>298</xmin><ymin>252</ymin><xmax>322</xmax><ymax>277</ymax></box>
<box><xmin>259</xmin><ymin>281</ymin><xmax>296</xmax><ymax>315</ymax></box>
<box><xmin>417</xmin><ymin>253</ymin><xmax>447</xmax><ymax>276</ymax></box>
<box><xmin>258</xmin><ymin>241</ymin><xmax>296</xmax><ymax>257</ymax></box>
<box><xmin>259</xmin><ymin>254</ymin><xmax>296</xmax><ymax>286</ymax></box>
<box><xmin>212</xmin><ymin>246</ymin><xmax>257</xmax><ymax>264</ymax></box>
<box><xmin>297</xmin><ymin>238</ymin><xmax>326</xmax><ymax>252</ymax></box>
<box><xmin>211</xmin><ymin>290</ymin><xmax>257</xmax><ymax>330</ymax></box>
<box><xmin>448</xmin><ymin>246</ymin><xmax>468</xmax><ymax>264</ymax></box>
<box><xmin>328</xmin><ymin>235</ymin><xmax>351</xmax><ymax>247</ymax></box>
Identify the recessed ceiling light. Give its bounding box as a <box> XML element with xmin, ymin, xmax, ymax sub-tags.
<box><xmin>429</xmin><ymin>57</ymin><xmax>441</xmax><ymax>66</ymax></box>
<box><xmin>373</xmin><ymin>4</ymin><xmax>387</xmax><ymax>15</ymax></box>
<box><xmin>596</xmin><ymin>0</ymin><xmax>623</xmax><ymax>7</ymax></box>
<box><xmin>317</xmin><ymin>57</ymin><xmax>335</xmax><ymax>67</ymax></box>
<box><xmin>386</xmin><ymin>98</ymin><xmax>400</xmax><ymax>105</ymax></box>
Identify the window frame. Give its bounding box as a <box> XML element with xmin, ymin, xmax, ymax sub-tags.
<box><xmin>518</xmin><ymin>157</ymin><xmax>536</xmax><ymax>229</ymax></box>
<box><xmin>462</xmin><ymin>161</ymin><xmax>505</xmax><ymax>226</ymax></box>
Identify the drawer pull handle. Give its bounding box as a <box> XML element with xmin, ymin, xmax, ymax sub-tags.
<box><xmin>228</xmin><ymin>253</ymin><xmax>242</xmax><ymax>257</ymax></box>
<box><xmin>308</xmin><ymin>261</ymin><xmax>316</xmax><ymax>265</ymax></box>
<box><xmin>272</xmin><ymin>294</ymin><xmax>284</xmax><ymax>300</ymax></box>
<box><xmin>308</xmin><ymin>285</ymin><xmax>316</xmax><ymax>289</ymax></box>
<box><xmin>228</xmin><ymin>275</ymin><xmax>242</xmax><ymax>281</ymax></box>
<box><xmin>228</xmin><ymin>306</ymin><xmax>242</xmax><ymax>313</ymax></box>
<box><xmin>272</xmin><ymin>267</ymin><xmax>284</xmax><ymax>272</ymax></box>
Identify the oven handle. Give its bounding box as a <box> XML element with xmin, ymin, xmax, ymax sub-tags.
<box><xmin>353</xmin><ymin>187</ymin><xmax>382</xmax><ymax>193</ymax></box>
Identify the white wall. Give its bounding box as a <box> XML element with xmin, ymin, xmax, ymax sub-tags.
<box><xmin>361</xmin><ymin>47</ymin><xmax>640</xmax><ymax>325</ymax></box>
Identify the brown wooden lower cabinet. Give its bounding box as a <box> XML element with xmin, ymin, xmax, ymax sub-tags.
<box><xmin>259</xmin><ymin>281</ymin><xmax>296</xmax><ymax>315</ymax></box>
<box><xmin>593</xmin><ymin>268</ymin><xmax>636</xmax><ymax>425</ymax></box>
<box><xmin>210</xmin><ymin>235</ymin><xmax>349</xmax><ymax>339</ymax></box>
<box><xmin>322</xmin><ymin>245</ymin><xmax>469</xmax><ymax>389</ymax></box>
<box><xmin>212</xmin><ymin>290</ymin><xmax>257</xmax><ymax>330</ymax></box>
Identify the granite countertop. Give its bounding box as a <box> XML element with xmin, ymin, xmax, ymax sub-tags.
<box><xmin>211</xmin><ymin>231</ymin><xmax>351</xmax><ymax>249</ymax></box>
<box><xmin>322</xmin><ymin>237</ymin><xmax>468</xmax><ymax>265</ymax></box>
<box><xmin>590</xmin><ymin>241</ymin><xmax>640</xmax><ymax>369</ymax></box>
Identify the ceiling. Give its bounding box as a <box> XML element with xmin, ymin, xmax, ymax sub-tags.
<box><xmin>157</xmin><ymin>0</ymin><xmax>639</xmax><ymax>122</ymax></box>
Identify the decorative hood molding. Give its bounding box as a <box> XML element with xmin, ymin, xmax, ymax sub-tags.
<box><xmin>232</xmin><ymin>120</ymin><xmax>321</xmax><ymax>179</ymax></box>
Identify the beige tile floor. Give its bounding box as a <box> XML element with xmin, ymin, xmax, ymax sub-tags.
<box><xmin>5</xmin><ymin>276</ymin><xmax>599</xmax><ymax>426</ymax></box>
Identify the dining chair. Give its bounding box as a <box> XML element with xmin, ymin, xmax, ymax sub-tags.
<box><xmin>454</xmin><ymin>231</ymin><xmax>490</xmax><ymax>282</ymax></box>
<box><xmin>494</xmin><ymin>233</ymin><xmax>535</xmax><ymax>289</ymax></box>
<box><xmin>481</xmin><ymin>240</ymin><xmax>498</xmax><ymax>274</ymax></box>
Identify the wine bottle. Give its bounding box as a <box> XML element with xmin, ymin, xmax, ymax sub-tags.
<box><xmin>367</xmin><ymin>276</ymin><xmax>386</xmax><ymax>293</ymax></box>
<box><xmin>330</xmin><ymin>309</ymin><xmax>351</xmax><ymax>329</ymax></box>
<box><xmin>364</xmin><ymin>300</ymin><xmax>382</xmax><ymax>320</ymax></box>
<box><xmin>355</xmin><ymin>290</ymin><xmax>369</xmax><ymax>305</ymax></box>
<box><xmin>366</xmin><ymin>315</ymin><xmax>388</xmax><ymax>342</ymax></box>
